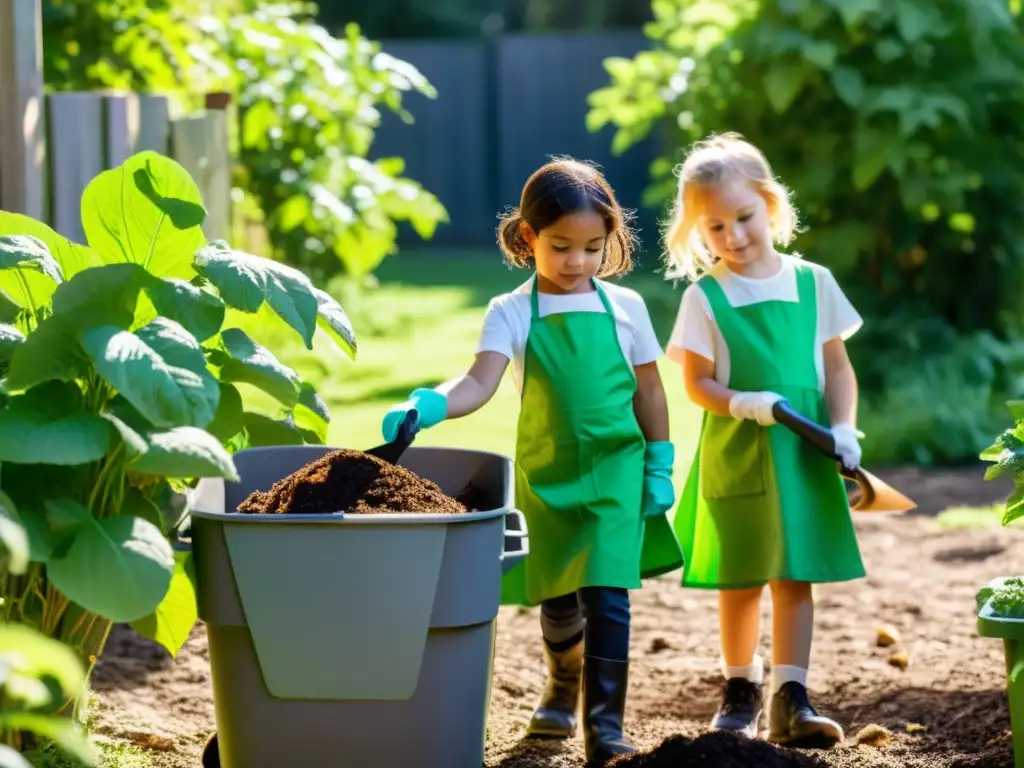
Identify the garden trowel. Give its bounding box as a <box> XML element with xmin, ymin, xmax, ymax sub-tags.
<box><xmin>771</xmin><ymin>400</ymin><xmax>915</xmax><ymax>513</ymax></box>
<box><xmin>365</xmin><ymin>409</ymin><xmax>421</xmax><ymax>465</ymax></box>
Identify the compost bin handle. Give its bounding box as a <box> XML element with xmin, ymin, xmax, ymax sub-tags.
<box><xmin>500</xmin><ymin>507</ymin><xmax>529</xmax><ymax>562</ymax></box>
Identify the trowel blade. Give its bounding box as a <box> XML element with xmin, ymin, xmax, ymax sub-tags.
<box><xmin>845</xmin><ymin>467</ymin><xmax>916</xmax><ymax>513</ymax></box>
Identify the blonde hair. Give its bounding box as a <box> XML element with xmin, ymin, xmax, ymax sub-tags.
<box><xmin>662</xmin><ymin>132</ymin><xmax>800</xmax><ymax>281</ymax></box>
<box><xmin>497</xmin><ymin>157</ymin><xmax>638</xmax><ymax>278</ymax></box>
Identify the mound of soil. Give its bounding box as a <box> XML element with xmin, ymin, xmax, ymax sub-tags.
<box><xmin>616</xmin><ymin>732</ymin><xmax>830</xmax><ymax>768</ymax></box>
<box><xmin>236</xmin><ymin>449</ymin><xmax>466</xmax><ymax>515</ymax></box>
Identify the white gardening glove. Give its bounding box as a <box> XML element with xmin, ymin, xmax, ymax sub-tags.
<box><xmin>728</xmin><ymin>391</ymin><xmax>784</xmax><ymax>426</ymax></box>
<box><xmin>831</xmin><ymin>423</ymin><xmax>862</xmax><ymax>471</ymax></box>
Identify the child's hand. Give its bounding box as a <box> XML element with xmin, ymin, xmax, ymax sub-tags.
<box><xmin>831</xmin><ymin>423</ymin><xmax>862</xmax><ymax>471</ymax></box>
<box><xmin>382</xmin><ymin>388</ymin><xmax>447</xmax><ymax>442</ymax></box>
<box><xmin>728</xmin><ymin>391</ymin><xmax>784</xmax><ymax>426</ymax></box>
<box><xmin>642</xmin><ymin>442</ymin><xmax>675</xmax><ymax>518</ymax></box>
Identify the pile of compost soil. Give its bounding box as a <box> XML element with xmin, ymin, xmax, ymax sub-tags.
<box><xmin>236</xmin><ymin>449</ymin><xmax>467</xmax><ymax>515</ymax></box>
<box><xmin>615</xmin><ymin>732</ymin><xmax>830</xmax><ymax>768</ymax></box>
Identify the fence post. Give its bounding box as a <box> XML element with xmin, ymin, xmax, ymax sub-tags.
<box><xmin>47</xmin><ymin>92</ymin><xmax>104</xmax><ymax>244</ymax></box>
<box><xmin>0</xmin><ymin>0</ymin><xmax>46</xmax><ymax>220</ymax></box>
<box><xmin>171</xmin><ymin>111</ymin><xmax>231</xmax><ymax>243</ymax></box>
<box><xmin>104</xmin><ymin>91</ymin><xmax>141</xmax><ymax>168</ymax></box>
<box><xmin>137</xmin><ymin>94</ymin><xmax>171</xmax><ymax>155</ymax></box>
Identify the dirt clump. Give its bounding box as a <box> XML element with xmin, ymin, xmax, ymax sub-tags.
<box><xmin>236</xmin><ymin>449</ymin><xmax>467</xmax><ymax>515</ymax></box>
<box><xmin>614</xmin><ymin>732</ymin><xmax>830</xmax><ymax>767</ymax></box>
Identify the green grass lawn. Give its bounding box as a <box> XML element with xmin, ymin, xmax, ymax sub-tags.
<box><xmin>231</xmin><ymin>248</ymin><xmax>703</xmax><ymax>478</ymax></box>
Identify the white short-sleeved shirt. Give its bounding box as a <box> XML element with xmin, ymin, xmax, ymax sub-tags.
<box><xmin>665</xmin><ymin>255</ymin><xmax>862</xmax><ymax>391</ymax></box>
<box><xmin>477</xmin><ymin>275</ymin><xmax>662</xmax><ymax>394</ymax></box>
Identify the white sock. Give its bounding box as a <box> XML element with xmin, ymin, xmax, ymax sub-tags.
<box><xmin>772</xmin><ymin>664</ymin><xmax>808</xmax><ymax>693</ymax></box>
<box><xmin>722</xmin><ymin>653</ymin><xmax>764</xmax><ymax>685</ymax></box>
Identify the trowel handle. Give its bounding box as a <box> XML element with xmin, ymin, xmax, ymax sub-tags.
<box><xmin>396</xmin><ymin>408</ymin><xmax>421</xmax><ymax>446</ymax></box>
<box><xmin>771</xmin><ymin>400</ymin><xmax>840</xmax><ymax>462</ymax></box>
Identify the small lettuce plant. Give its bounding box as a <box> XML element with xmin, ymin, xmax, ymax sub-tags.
<box><xmin>0</xmin><ymin>151</ymin><xmax>354</xmax><ymax>742</ymax></box>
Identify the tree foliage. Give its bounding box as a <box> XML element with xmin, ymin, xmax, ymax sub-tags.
<box><xmin>40</xmin><ymin>0</ymin><xmax>447</xmax><ymax>280</ymax></box>
<box><xmin>588</xmin><ymin>0</ymin><xmax>1024</xmax><ymax>463</ymax></box>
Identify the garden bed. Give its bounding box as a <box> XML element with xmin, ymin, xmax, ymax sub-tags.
<box><xmin>89</xmin><ymin>464</ymin><xmax>1018</xmax><ymax>768</ymax></box>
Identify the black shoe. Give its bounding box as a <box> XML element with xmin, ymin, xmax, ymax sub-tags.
<box><xmin>710</xmin><ymin>677</ymin><xmax>763</xmax><ymax>739</ymax></box>
<box><xmin>527</xmin><ymin>640</ymin><xmax>583</xmax><ymax>738</ymax></box>
<box><xmin>768</xmin><ymin>681</ymin><xmax>843</xmax><ymax>748</ymax></box>
<box><xmin>201</xmin><ymin>733</ymin><xmax>219</xmax><ymax>768</ymax></box>
<box><xmin>582</xmin><ymin>656</ymin><xmax>636</xmax><ymax>764</ymax></box>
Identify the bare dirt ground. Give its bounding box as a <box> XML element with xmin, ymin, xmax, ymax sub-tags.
<box><xmin>90</xmin><ymin>465</ymin><xmax>1022</xmax><ymax>767</ymax></box>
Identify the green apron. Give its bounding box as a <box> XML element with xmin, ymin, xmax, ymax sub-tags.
<box><xmin>674</xmin><ymin>263</ymin><xmax>865</xmax><ymax>590</ymax></box>
<box><xmin>500</xmin><ymin>278</ymin><xmax>683</xmax><ymax>607</ymax></box>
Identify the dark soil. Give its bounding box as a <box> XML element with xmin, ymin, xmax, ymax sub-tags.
<box><xmin>235</xmin><ymin>449</ymin><xmax>466</xmax><ymax>515</ymax></box>
<box><xmin>615</xmin><ymin>732</ymin><xmax>830</xmax><ymax>767</ymax></box>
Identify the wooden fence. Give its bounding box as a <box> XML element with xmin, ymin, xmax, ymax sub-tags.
<box><xmin>0</xmin><ymin>1</ymin><xmax>231</xmax><ymax>247</ymax></box>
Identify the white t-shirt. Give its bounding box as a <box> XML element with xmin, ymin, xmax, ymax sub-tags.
<box><xmin>477</xmin><ymin>275</ymin><xmax>663</xmax><ymax>394</ymax></box>
<box><xmin>666</xmin><ymin>255</ymin><xmax>862</xmax><ymax>391</ymax></box>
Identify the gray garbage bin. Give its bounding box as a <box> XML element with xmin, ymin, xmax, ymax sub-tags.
<box><xmin>188</xmin><ymin>445</ymin><xmax>528</xmax><ymax>768</ymax></box>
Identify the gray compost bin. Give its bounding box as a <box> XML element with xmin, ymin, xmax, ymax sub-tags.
<box><xmin>187</xmin><ymin>445</ymin><xmax>528</xmax><ymax>768</ymax></box>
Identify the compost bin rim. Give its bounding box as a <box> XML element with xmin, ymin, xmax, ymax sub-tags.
<box><xmin>190</xmin><ymin>506</ymin><xmax>510</xmax><ymax>524</ymax></box>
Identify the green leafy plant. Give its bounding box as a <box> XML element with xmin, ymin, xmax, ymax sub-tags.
<box><xmin>0</xmin><ymin>621</ymin><xmax>96</xmax><ymax>762</ymax></box>
<box><xmin>0</xmin><ymin>150</ymin><xmax>354</xmax><ymax>746</ymax></box>
<box><xmin>206</xmin><ymin>5</ymin><xmax>448</xmax><ymax>279</ymax></box>
<box><xmin>42</xmin><ymin>0</ymin><xmax>448</xmax><ymax>282</ymax></box>
<box><xmin>981</xmin><ymin>400</ymin><xmax>1024</xmax><ymax>526</ymax></box>
<box><xmin>586</xmin><ymin>0</ymin><xmax>1024</xmax><ymax>464</ymax></box>
<box><xmin>977</xmin><ymin>576</ymin><xmax>1024</xmax><ymax>619</ymax></box>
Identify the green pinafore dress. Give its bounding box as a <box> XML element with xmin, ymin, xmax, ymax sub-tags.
<box><xmin>674</xmin><ymin>263</ymin><xmax>865</xmax><ymax>590</ymax></box>
<box><xmin>500</xmin><ymin>278</ymin><xmax>684</xmax><ymax>607</ymax></box>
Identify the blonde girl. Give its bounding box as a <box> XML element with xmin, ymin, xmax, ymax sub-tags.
<box><xmin>664</xmin><ymin>133</ymin><xmax>864</xmax><ymax>748</ymax></box>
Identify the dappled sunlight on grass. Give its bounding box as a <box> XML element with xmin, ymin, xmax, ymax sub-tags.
<box><xmin>937</xmin><ymin>503</ymin><xmax>1021</xmax><ymax>530</ymax></box>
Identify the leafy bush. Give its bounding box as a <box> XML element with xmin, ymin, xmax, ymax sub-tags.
<box><xmin>41</xmin><ymin>0</ymin><xmax>447</xmax><ymax>280</ymax></box>
<box><xmin>587</xmin><ymin>0</ymin><xmax>1024</xmax><ymax>464</ymax></box>
<box><xmin>0</xmin><ymin>151</ymin><xmax>353</xmax><ymax>745</ymax></box>
<box><xmin>981</xmin><ymin>400</ymin><xmax>1024</xmax><ymax>526</ymax></box>
<box><xmin>0</xmin><ymin>621</ymin><xmax>95</xmax><ymax>763</ymax></box>
<box><xmin>977</xmin><ymin>577</ymin><xmax>1024</xmax><ymax>620</ymax></box>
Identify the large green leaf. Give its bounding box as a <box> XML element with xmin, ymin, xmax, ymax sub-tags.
<box><xmin>0</xmin><ymin>491</ymin><xmax>28</xmax><ymax>575</ymax></box>
<box><xmin>3</xmin><ymin>313</ymin><xmax>92</xmax><ymax>393</ymax></box>
<box><xmin>212</xmin><ymin>328</ymin><xmax>301</xmax><ymax>407</ymax></box>
<box><xmin>0</xmin><ymin>211</ymin><xmax>105</xmax><ymax>277</ymax></box>
<box><xmin>81</xmin><ymin>318</ymin><xmax>219</xmax><ymax>429</ymax></box>
<box><xmin>131</xmin><ymin>427</ymin><xmax>239</xmax><ymax>480</ymax></box>
<box><xmin>80</xmin><ymin>151</ymin><xmax>206</xmax><ymax>280</ymax></box>
<box><xmin>0</xmin><ymin>234</ymin><xmax>64</xmax><ymax>313</ymax></box>
<box><xmin>0</xmin><ymin>386</ymin><xmax>114</xmax><ymax>465</ymax></box>
<box><xmin>243</xmin><ymin>411</ymin><xmax>304</xmax><ymax>447</ymax></box>
<box><xmin>0</xmin><ymin>622</ymin><xmax>85</xmax><ymax>697</ymax></box>
<box><xmin>146</xmin><ymin>278</ymin><xmax>225</xmax><ymax>342</ymax></box>
<box><xmin>292</xmin><ymin>382</ymin><xmax>330</xmax><ymax>443</ymax></box>
<box><xmin>130</xmin><ymin>549</ymin><xmax>198</xmax><ymax>658</ymax></box>
<box><xmin>206</xmin><ymin>383</ymin><xmax>244</xmax><ymax>444</ymax></box>
<box><xmin>193</xmin><ymin>241</ymin><xmax>319</xmax><ymax>348</ymax></box>
<box><xmin>50</xmin><ymin>263</ymin><xmax>148</xmax><ymax>319</ymax></box>
<box><xmin>45</xmin><ymin>498</ymin><xmax>174</xmax><ymax>623</ymax></box>
<box><xmin>103</xmin><ymin>398</ymin><xmax>237</xmax><ymax>480</ymax></box>
<box><xmin>313</xmin><ymin>287</ymin><xmax>357</xmax><ymax>360</ymax></box>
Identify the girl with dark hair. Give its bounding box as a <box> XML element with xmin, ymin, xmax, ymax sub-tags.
<box><xmin>381</xmin><ymin>158</ymin><xmax>683</xmax><ymax>763</ymax></box>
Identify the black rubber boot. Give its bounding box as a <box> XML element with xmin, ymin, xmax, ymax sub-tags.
<box><xmin>201</xmin><ymin>732</ymin><xmax>219</xmax><ymax>768</ymax></box>
<box><xmin>582</xmin><ymin>656</ymin><xmax>636</xmax><ymax>764</ymax></box>
<box><xmin>768</xmin><ymin>681</ymin><xmax>843</xmax><ymax>748</ymax></box>
<box><xmin>710</xmin><ymin>677</ymin><xmax>763</xmax><ymax>739</ymax></box>
<box><xmin>527</xmin><ymin>640</ymin><xmax>583</xmax><ymax>738</ymax></box>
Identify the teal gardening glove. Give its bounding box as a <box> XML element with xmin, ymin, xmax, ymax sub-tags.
<box><xmin>381</xmin><ymin>387</ymin><xmax>448</xmax><ymax>442</ymax></box>
<box><xmin>642</xmin><ymin>441</ymin><xmax>675</xmax><ymax>518</ymax></box>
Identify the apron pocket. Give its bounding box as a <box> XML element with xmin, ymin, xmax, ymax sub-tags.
<box><xmin>699</xmin><ymin>416</ymin><xmax>766</xmax><ymax>499</ymax></box>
